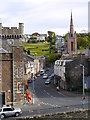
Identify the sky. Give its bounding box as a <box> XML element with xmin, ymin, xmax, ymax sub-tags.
<box><xmin>0</xmin><ymin>0</ymin><xmax>89</xmax><ymax>35</ymax></box>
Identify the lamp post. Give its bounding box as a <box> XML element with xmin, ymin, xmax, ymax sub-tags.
<box><xmin>80</xmin><ymin>64</ymin><xmax>85</xmax><ymax>101</ymax></box>
<box><xmin>32</xmin><ymin>77</ymin><xmax>35</xmax><ymax>104</ymax></box>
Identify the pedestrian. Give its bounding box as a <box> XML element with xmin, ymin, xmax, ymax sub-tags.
<box><xmin>28</xmin><ymin>95</ymin><xmax>32</xmax><ymax>104</ymax></box>
<box><xmin>26</xmin><ymin>84</ymin><xmax>28</xmax><ymax>89</ymax></box>
<box><xmin>57</xmin><ymin>86</ymin><xmax>59</xmax><ymax>91</ymax></box>
<box><xmin>26</xmin><ymin>91</ymin><xmax>29</xmax><ymax>104</ymax></box>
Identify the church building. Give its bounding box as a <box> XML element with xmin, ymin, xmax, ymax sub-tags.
<box><xmin>67</xmin><ymin>12</ymin><xmax>77</xmax><ymax>54</ymax></box>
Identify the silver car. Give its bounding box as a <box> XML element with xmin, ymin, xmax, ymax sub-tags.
<box><xmin>0</xmin><ymin>105</ymin><xmax>22</xmax><ymax>119</ymax></box>
<box><xmin>43</xmin><ymin>74</ymin><xmax>48</xmax><ymax>79</ymax></box>
<box><xmin>45</xmin><ymin>78</ymin><xmax>51</xmax><ymax>85</ymax></box>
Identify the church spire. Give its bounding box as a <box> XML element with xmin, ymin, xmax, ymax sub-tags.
<box><xmin>70</xmin><ymin>11</ymin><xmax>73</xmax><ymax>26</ymax></box>
<box><xmin>70</xmin><ymin>11</ymin><xmax>74</xmax><ymax>37</ymax></box>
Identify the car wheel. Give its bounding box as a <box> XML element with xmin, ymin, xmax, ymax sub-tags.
<box><xmin>1</xmin><ymin>114</ymin><xmax>5</xmax><ymax>119</ymax></box>
<box><xmin>15</xmin><ymin>112</ymin><xmax>19</xmax><ymax>117</ymax></box>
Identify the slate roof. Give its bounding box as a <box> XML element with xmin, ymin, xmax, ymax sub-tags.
<box><xmin>0</xmin><ymin>48</ymin><xmax>8</xmax><ymax>53</ymax></box>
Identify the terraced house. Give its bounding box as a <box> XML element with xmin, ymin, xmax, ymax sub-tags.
<box><xmin>0</xmin><ymin>22</ymin><xmax>24</xmax><ymax>106</ymax></box>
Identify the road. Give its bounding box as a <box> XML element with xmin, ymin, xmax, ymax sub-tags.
<box><xmin>30</xmin><ymin>66</ymin><xmax>88</xmax><ymax>107</ymax></box>
<box><xmin>6</xmin><ymin>66</ymin><xmax>89</xmax><ymax>119</ymax></box>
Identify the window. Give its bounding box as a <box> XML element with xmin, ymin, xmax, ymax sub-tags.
<box><xmin>3</xmin><ymin>108</ymin><xmax>12</xmax><ymax>112</ymax></box>
<box><xmin>17</xmin><ymin>68</ymin><xmax>20</xmax><ymax>77</ymax></box>
<box><xmin>17</xmin><ymin>82</ymin><xmax>21</xmax><ymax>93</ymax></box>
<box><xmin>71</xmin><ymin>42</ymin><xmax>73</xmax><ymax>51</ymax></box>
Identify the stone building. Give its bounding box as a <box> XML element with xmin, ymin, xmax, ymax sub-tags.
<box><xmin>54</xmin><ymin>55</ymin><xmax>89</xmax><ymax>91</ymax></box>
<box><xmin>0</xmin><ymin>22</ymin><xmax>24</xmax><ymax>39</ymax></box>
<box><xmin>67</xmin><ymin>12</ymin><xmax>77</xmax><ymax>54</ymax></box>
<box><xmin>0</xmin><ymin>22</ymin><xmax>24</xmax><ymax>106</ymax></box>
<box><xmin>0</xmin><ymin>48</ymin><xmax>13</xmax><ymax>106</ymax></box>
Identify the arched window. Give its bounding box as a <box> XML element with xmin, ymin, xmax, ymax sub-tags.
<box><xmin>71</xmin><ymin>42</ymin><xmax>73</xmax><ymax>51</ymax></box>
<box><xmin>17</xmin><ymin>35</ymin><xmax>19</xmax><ymax>39</ymax></box>
<box><xmin>12</xmin><ymin>35</ymin><xmax>14</xmax><ymax>38</ymax></box>
<box><xmin>7</xmin><ymin>35</ymin><xmax>9</xmax><ymax>38</ymax></box>
<box><xmin>20</xmin><ymin>35</ymin><xmax>21</xmax><ymax>38</ymax></box>
<box><xmin>10</xmin><ymin>35</ymin><xmax>11</xmax><ymax>38</ymax></box>
<box><xmin>5</xmin><ymin>35</ymin><xmax>6</xmax><ymax>38</ymax></box>
<box><xmin>2</xmin><ymin>35</ymin><xmax>4</xmax><ymax>39</ymax></box>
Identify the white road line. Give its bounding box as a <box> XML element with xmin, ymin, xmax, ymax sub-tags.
<box><xmin>44</xmin><ymin>90</ymin><xmax>50</xmax><ymax>96</ymax></box>
<box><xmin>58</xmin><ymin>92</ymin><xmax>66</xmax><ymax>97</ymax></box>
<box><xmin>41</xmin><ymin>102</ymin><xmax>61</xmax><ymax>107</ymax></box>
<box><xmin>44</xmin><ymin>90</ymin><xmax>56</xmax><ymax>99</ymax></box>
<box><xmin>50</xmin><ymin>95</ymin><xmax>55</xmax><ymax>99</ymax></box>
<box><xmin>44</xmin><ymin>90</ymin><xmax>65</xmax><ymax>99</ymax></box>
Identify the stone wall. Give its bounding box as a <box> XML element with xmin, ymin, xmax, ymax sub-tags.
<box><xmin>13</xmin><ymin>46</ymin><xmax>24</xmax><ymax>103</ymax></box>
<box><xmin>0</xmin><ymin>53</ymin><xmax>13</xmax><ymax>104</ymax></box>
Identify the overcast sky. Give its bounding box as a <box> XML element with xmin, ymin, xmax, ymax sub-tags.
<box><xmin>0</xmin><ymin>0</ymin><xmax>89</xmax><ymax>35</ymax></box>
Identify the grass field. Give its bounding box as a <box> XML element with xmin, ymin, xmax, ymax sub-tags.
<box><xmin>22</xmin><ymin>42</ymin><xmax>50</xmax><ymax>56</ymax></box>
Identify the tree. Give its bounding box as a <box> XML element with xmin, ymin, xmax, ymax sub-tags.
<box><xmin>48</xmin><ymin>31</ymin><xmax>55</xmax><ymax>54</ymax></box>
<box><xmin>48</xmin><ymin>52</ymin><xmax>56</xmax><ymax>63</ymax></box>
<box><xmin>32</xmin><ymin>32</ymin><xmax>40</xmax><ymax>36</ymax></box>
<box><xmin>77</xmin><ymin>36</ymin><xmax>89</xmax><ymax>49</ymax></box>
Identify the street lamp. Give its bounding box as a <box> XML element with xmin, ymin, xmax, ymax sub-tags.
<box><xmin>32</xmin><ymin>76</ymin><xmax>35</xmax><ymax>104</ymax></box>
<box><xmin>80</xmin><ymin>64</ymin><xmax>85</xmax><ymax>100</ymax></box>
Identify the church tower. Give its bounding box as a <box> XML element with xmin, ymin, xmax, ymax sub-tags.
<box><xmin>67</xmin><ymin>11</ymin><xmax>77</xmax><ymax>54</ymax></box>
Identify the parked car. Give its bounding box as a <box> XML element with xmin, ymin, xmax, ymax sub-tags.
<box><xmin>37</xmin><ymin>74</ymin><xmax>40</xmax><ymax>77</ymax></box>
<box><xmin>27</xmin><ymin>79</ymin><xmax>32</xmax><ymax>84</ymax></box>
<box><xmin>40</xmin><ymin>69</ymin><xmax>45</xmax><ymax>75</ymax></box>
<box><xmin>32</xmin><ymin>77</ymin><xmax>35</xmax><ymax>81</ymax></box>
<box><xmin>45</xmin><ymin>79</ymin><xmax>51</xmax><ymax>85</ymax></box>
<box><xmin>43</xmin><ymin>74</ymin><xmax>48</xmax><ymax>79</ymax></box>
<box><xmin>46</xmin><ymin>68</ymin><xmax>49</xmax><ymax>71</ymax></box>
<box><xmin>48</xmin><ymin>75</ymin><xmax>53</xmax><ymax>80</ymax></box>
<box><xmin>0</xmin><ymin>105</ymin><xmax>22</xmax><ymax>119</ymax></box>
<box><xmin>56</xmin><ymin>86</ymin><xmax>59</xmax><ymax>91</ymax></box>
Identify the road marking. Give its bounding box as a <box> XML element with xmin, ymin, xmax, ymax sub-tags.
<box><xmin>41</xmin><ymin>102</ymin><xmax>61</xmax><ymax>107</ymax></box>
<box><xmin>44</xmin><ymin>90</ymin><xmax>50</xmax><ymax>96</ymax></box>
<box><xmin>44</xmin><ymin>90</ymin><xmax>56</xmax><ymax>99</ymax></box>
<box><xmin>58</xmin><ymin>92</ymin><xmax>66</xmax><ymax>97</ymax></box>
<box><xmin>44</xmin><ymin>90</ymin><xmax>66</xmax><ymax>99</ymax></box>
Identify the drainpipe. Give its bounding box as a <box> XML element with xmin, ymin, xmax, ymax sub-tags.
<box><xmin>12</xmin><ymin>41</ymin><xmax>14</xmax><ymax>106</ymax></box>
